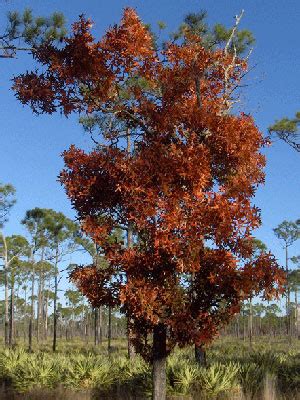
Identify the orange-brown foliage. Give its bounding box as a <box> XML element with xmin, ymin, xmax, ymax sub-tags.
<box><xmin>13</xmin><ymin>8</ymin><xmax>285</xmax><ymax>359</ymax></box>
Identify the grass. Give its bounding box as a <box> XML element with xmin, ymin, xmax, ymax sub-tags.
<box><xmin>0</xmin><ymin>336</ymin><xmax>299</xmax><ymax>399</ymax></box>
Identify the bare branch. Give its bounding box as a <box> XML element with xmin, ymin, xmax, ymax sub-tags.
<box><xmin>99</xmin><ymin>106</ymin><xmax>155</xmax><ymax>137</ymax></box>
<box><xmin>0</xmin><ymin>45</ymin><xmax>34</xmax><ymax>58</ymax></box>
<box><xmin>224</xmin><ymin>10</ymin><xmax>244</xmax><ymax>56</ymax></box>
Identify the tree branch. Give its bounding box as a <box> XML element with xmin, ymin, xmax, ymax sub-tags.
<box><xmin>224</xmin><ymin>10</ymin><xmax>244</xmax><ymax>56</ymax></box>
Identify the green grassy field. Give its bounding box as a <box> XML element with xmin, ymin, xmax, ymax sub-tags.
<box><xmin>0</xmin><ymin>336</ymin><xmax>299</xmax><ymax>399</ymax></box>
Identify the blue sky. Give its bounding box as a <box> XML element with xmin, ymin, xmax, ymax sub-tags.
<box><xmin>1</xmin><ymin>0</ymin><xmax>299</xmax><ymax>276</ymax></box>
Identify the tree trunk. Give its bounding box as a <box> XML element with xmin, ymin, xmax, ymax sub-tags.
<box><xmin>108</xmin><ymin>305</ymin><xmax>112</xmax><ymax>354</ymax></box>
<box><xmin>259</xmin><ymin>315</ymin><xmax>262</xmax><ymax>335</ymax></box>
<box><xmin>52</xmin><ymin>248</ymin><xmax>59</xmax><ymax>352</ymax></box>
<box><xmin>99</xmin><ymin>306</ymin><xmax>103</xmax><ymax>344</ymax></box>
<box><xmin>44</xmin><ymin>290</ymin><xmax>49</xmax><ymax>340</ymax></box>
<box><xmin>9</xmin><ymin>270</ymin><xmax>15</xmax><ymax>347</ymax></box>
<box><xmin>2</xmin><ymin>234</ymin><xmax>9</xmax><ymax>347</ymax></box>
<box><xmin>152</xmin><ymin>323</ymin><xmax>167</xmax><ymax>400</ymax></box>
<box><xmin>28</xmin><ymin>263</ymin><xmax>35</xmax><ymax>352</ymax></box>
<box><xmin>36</xmin><ymin>270</ymin><xmax>42</xmax><ymax>343</ymax></box>
<box><xmin>126</xmin><ymin>230</ymin><xmax>136</xmax><ymax>357</ymax></box>
<box><xmin>128</xmin><ymin>322</ymin><xmax>136</xmax><ymax>359</ymax></box>
<box><xmin>85</xmin><ymin>309</ymin><xmax>89</xmax><ymax>343</ymax></box>
<box><xmin>15</xmin><ymin>282</ymin><xmax>20</xmax><ymax>341</ymax></box>
<box><xmin>37</xmin><ymin>249</ymin><xmax>45</xmax><ymax>343</ymax></box>
<box><xmin>195</xmin><ymin>344</ymin><xmax>206</xmax><ymax>366</ymax></box>
<box><xmin>4</xmin><ymin>263</ymin><xmax>9</xmax><ymax>347</ymax></box>
<box><xmin>243</xmin><ymin>309</ymin><xmax>246</xmax><ymax>342</ymax></box>
<box><xmin>126</xmin><ymin>130</ymin><xmax>136</xmax><ymax>359</ymax></box>
<box><xmin>286</xmin><ymin>245</ymin><xmax>291</xmax><ymax>342</ymax></box>
<box><xmin>295</xmin><ymin>288</ymin><xmax>299</xmax><ymax>338</ymax></box>
<box><xmin>249</xmin><ymin>297</ymin><xmax>253</xmax><ymax>349</ymax></box>
<box><xmin>24</xmin><ymin>286</ymin><xmax>27</xmax><ymax>344</ymax></box>
<box><xmin>52</xmin><ymin>272</ymin><xmax>58</xmax><ymax>351</ymax></box>
<box><xmin>94</xmin><ymin>307</ymin><xmax>100</xmax><ymax>346</ymax></box>
<box><xmin>40</xmin><ymin>272</ymin><xmax>45</xmax><ymax>341</ymax></box>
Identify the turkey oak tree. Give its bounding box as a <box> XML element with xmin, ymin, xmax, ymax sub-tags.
<box><xmin>13</xmin><ymin>9</ymin><xmax>285</xmax><ymax>399</ymax></box>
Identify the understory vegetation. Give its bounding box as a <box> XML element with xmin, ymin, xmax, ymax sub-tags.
<box><xmin>0</xmin><ymin>337</ymin><xmax>299</xmax><ymax>399</ymax></box>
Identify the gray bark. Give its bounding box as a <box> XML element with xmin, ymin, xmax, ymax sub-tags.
<box><xmin>249</xmin><ymin>297</ymin><xmax>253</xmax><ymax>349</ymax></box>
<box><xmin>2</xmin><ymin>233</ymin><xmax>9</xmax><ymax>347</ymax></box>
<box><xmin>195</xmin><ymin>344</ymin><xmax>206</xmax><ymax>366</ymax></box>
<box><xmin>28</xmin><ymin>255</ymin><xmax>35</xmax><ymax>352</ymax></box>
<box><xmin>152</xmin><ymin>323</ymin><xmax>167</xmax><ymax>400</ymax></box>
<box><xmin>99</xmin><ymin>306</ymin><xmax>103</xmax><ymax>345</ymax></box>
<box><xmin>9</xmin><ymin>270</ymin><xmax>15</xmax><ymax>347</ymax></box>
<box><xmin>52</xmin><ymin>246</ymin><xmax>59</xmax><ymax>352</ymax></box>
<box><xmin>108</xmin><ymin>305</ymin><xmax>112</xmax><ymax>354</ymax></box>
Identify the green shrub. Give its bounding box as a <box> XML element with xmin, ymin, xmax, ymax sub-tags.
<box><xmin>10</xmin><ymin>353</ymin><xmax>57</xmax><ymax>392</ymax></box>
<box><xmin>277</xmin><ymin>358</ymin><xmax>300</xmax><ymax>393</ymax></box>
<box><xmin>0</xmin><ymin>347</ymin><xmax>28</xmax><ymax>381</ymax></box>
<box><xmin>62</xmin><ymin>354</ymin><xmax>115</xmax><ymax>389</ymax></box>
<box><xmin>197</xmin><ymin>362</ymin><xmax>240</xmax><ymax>399</ymax></box>
<box><xmin>168</xmin><ymin>359</ymin><xmax>199</xmax><ymax>395</ymax></box>
<box><xmin>238</xmin><ymin>362</ymin><xmax>265</xmax><ymax>399</ymax></box>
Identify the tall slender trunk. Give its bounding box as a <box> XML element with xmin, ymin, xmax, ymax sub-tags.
<box><xmin>40</xmin><ymin>272</ymin><xmax>45</xmax><ymax>340</ymax></box>
<box><xmin>4</xmin><ymin>263</ymin><xmax>9</xmax><ymax>347</ymax></box>
<box><xmin>36</xmin><ymin>277</ymin><xmax>41</xmax><ymax>343</ymax></box>
<box><xmin>152</xmin><ymin>323</ymin><xmax>167</xmax><ymax>400</ymax></box>
<box><xmin>243</xmin><ymin>308</ymin><xmax>246</xmax><ymax>342</ymax></box>
<box><xmin>99</xmin><ymin>306</ymin><xmax>103</xmax><ymax>345</ymax></box>
<box><xmin>53</xmin><ymin>272</ymin><xmax>58</xmax><ymax>351</ymax></box>
<box><xmin>259</xmin><ymin>314</ymin><xmax>262</xmax><ymax>335</ymax></box>
<box><xmin>52</xmin><ymin>246</ymin><xmax>59</xmax><ymax>352</ymax></box>
<box><xmin>84</xmin><ymin>308</ymin><xmax>89</xmax><ymax>343</ymax></box>
<box><xmin>92</xmin><ymin>242</ymin><xmax>102</xmax><ymax>347</ymax></box>
<box><xmin>2</xmin><ymin>233</ymin><xmax>9</xmax><ymax>347</ymax></box>
<box><xmin>286</xmin><ymin>245</ymin><xmax>291</xmax><ymax>342</ymax></box>
<box><xmin>108</xmin><ymin>305</ymin><xmax>112</xmax><ymax>354</ymax></box>
<box><xmin>9</xmin><ymin>270</ymin><xmax>15</xmax><ymax>347</ymax></box>
<box><xmin>94</xmin><ymin>307</ymin><xmax>99</xmax><ymax>346</ymax></box>
<box><xmin>23</xmin><ymin>286</ymin><xmax>27</xmax><ymax>344</ymax></box>
<box><xmin>81</xmin><ymin>305</ymin><xmax>85</xmax><ymax>340</ymax></box>
<box><xmin>295</xmin><ymin>288</ymin><xmax>298</xmax><ymax>338</ymax></box>
<box><xmin>70</xmin><ymin>310</ymin><xmax>74</xmax><ymax>340</ymax></box>
<box><xmin>44</xmin><ymin>288</ymin><xmax>49</xmax><ymax>340</ymax></box>
<box><xmin>126</xmin><ymin>129</ymin><xmax>136</xmax><ymax>359</ymax></box>
<box><xmin>127</xmin><ymin>224</ymin><xmax>136</xmax><ymax>359</ymax></box>
<box><xmin>249</xmin><ymin>297</ymin><xmax>253</xmax><ymax>349</ymax></box>
<box><xmin>37</xmin><ymin>249</ymin><xmax>45</xmax><ymax>343</ymax></box>
<box><xmin>15</xmin><ymin>282</ymin><xmax>20</xmax><ymax>341</ymax></box>
<box><xmin>29</xmin><ymin>263</ymin><xmax>35</xmax><ymax>352</ymax></box>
